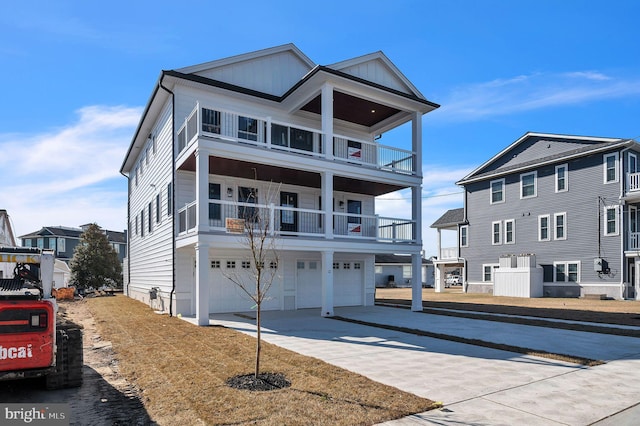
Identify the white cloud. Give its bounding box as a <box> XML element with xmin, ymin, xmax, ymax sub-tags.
<box><xmin>0</xmin><ymin>105</ymin><xmax>142</xmax><ymax>238</ymax></box>
<box><xmin>431</xmin><ymin>71</ymin><xmax>640</xmax><ymax>122</ymax></box>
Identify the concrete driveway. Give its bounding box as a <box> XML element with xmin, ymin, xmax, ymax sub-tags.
<box><xmin>207</xmin><ymin>306</ymin><xmax>640</xmax><ymax>425</ymax></box>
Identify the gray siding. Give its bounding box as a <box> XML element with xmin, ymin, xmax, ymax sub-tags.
<box><xmin>462</xmin><ymin>149</ymin><xmax>623</xmax><ymax>288</ymax></box>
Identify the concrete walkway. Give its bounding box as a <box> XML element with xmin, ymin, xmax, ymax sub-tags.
<box><xmin>203</xmin><ymin>306</ymin><xmax>640</xmax><ymax>425</ymax></box>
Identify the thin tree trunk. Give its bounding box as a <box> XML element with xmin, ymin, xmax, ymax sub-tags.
<box><xmin>255</xmin><ymin>303</ymin><xmax>261</xmax><ymax>378</ymax></box>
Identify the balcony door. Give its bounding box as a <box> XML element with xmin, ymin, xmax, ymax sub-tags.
<box><xmin>280</xmin><ymin>192</ymin><xmax>298</xmax><ymax>233</ymax></box>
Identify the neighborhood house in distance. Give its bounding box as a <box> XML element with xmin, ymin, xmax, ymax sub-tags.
<box><xmin>120</xmin><ymin>43</ymin><xmax>439</xmax><ymax>323</ymax></box>
<box><xmin>432</xmin><ymin>132</ymin><xmax>640</xmax><ymax>300</ymax></box>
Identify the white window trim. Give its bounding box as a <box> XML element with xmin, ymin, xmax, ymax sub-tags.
<box><xmin>520</xmin><ymin>171</ymin><xmax>537</xmax><ymax>199</ymax></box>
<box><xmin>538</xmin><ymin>214</ymin><xmax>551</xmax><ymax>241</ymax></box>
<box><xmin>504</xmin><ymin>219</ymin><xmax>515</xmax><ymax>244</ymax></box>
<box><xmin>555</xmin><ymin>163</ymin><xmax>568</xmax><ymax>193</ymax></box>
<box><xmin>482</xmin><ymin>263</ymin><xmax>499</xmax><ymax>282</ymax></box>
<box><xmin>628</xmin><ymin>153</ymin><xmax>637</xmax><ymax>174</ymax></box>
<box><xmin>460</xmin><ymin>225</ymin><xmax>469</xmax><ymax>248</ymax></box>
<box><xmin>490</xmin><ymin>178</ymin><xmax>505</xmax><ymax>204</ymax></box>
<box><xmin>603</xmin><ymin>152</ymin><xmax>619</xmax><ymax>184</ymax></box>
<box><xmin>604</xmin><ymin>205</ymin><xmax>620</xmax><ymax>236</ymax></box>
<box><xmin>553</xmin><ymin>261</ymin><xmax>580</xmax><ymax>283</ymax></box>
<box><xmin>492</xmin><ymin>221</ymin><xmax>502</xmax><ymax>245</ymax></box>
<box><xmin>554</xmin><ymin>212</ymin><xmax>567</xmax><ymax>240</ymax></box>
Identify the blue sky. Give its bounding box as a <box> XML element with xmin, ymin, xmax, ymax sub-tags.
<box><xmin>1</xmin><ymin>0</ymin><xmax>639</xmax><ymax>256</ymax></box>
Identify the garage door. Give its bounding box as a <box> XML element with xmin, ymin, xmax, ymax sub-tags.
<box><xmin>334</xmin><ymin>261</ymin><xmax>363</xmax><ymax>306</ymax></box>
<box><xmin>209</xmin><ymin>259</ymin><xmax>280</xmax><ymax>313</ymax></box>
<box><xmin>296</xmin><ymin>260</ymin><xmax>321</xmax><ymax>308</ymax></box>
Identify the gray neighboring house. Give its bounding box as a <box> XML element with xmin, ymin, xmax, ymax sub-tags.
<box><xmin>19</xmin><ymin>224</ymin><xmax>127</xmax><ymax>265</ymax></box>
<box><xmin>374</xmin><ymin>254</ymin><xmax>434</xmax><ymax>288</ymax></box>
<box><xmin>449</xmin><ymin>132</ymin><xmax>640</xmax><ymax>300</ymax></box>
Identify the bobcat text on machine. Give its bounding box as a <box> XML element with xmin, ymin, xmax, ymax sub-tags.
<box><xmin>0</xmin><ymin>246</ymin><xmax>82</xmax><ymax>389</ymax></box>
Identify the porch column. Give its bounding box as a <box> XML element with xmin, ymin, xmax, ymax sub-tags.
<box><xmin>411</xmin><ymin>252</ymin><xmax>423</xmax><ymax>311</ymax></box>
<box><xmin>435</xmin><ymin>264</ymin><xmax>444</xmax><ymax>293</ymax></box>
<box><xmin>321</xmin><ymin>250</ymin><xmax>334</xmax><ymax>317</ymax></box>
<box><xmin>322</xmin><ymin>171</ymin><xmax>334</xmax><ymax>239</ymax></box>
<box><xmin>412</xmin><ymin>111</ymin><xmax>422</xmax><ymax>175</ymax></box>
<box><xmin>321</xmin><ymin>84</ymin><xmax>334</xmax><ymax>160</ymax></box>
<box><xmin>195</xmin><ymin>148</ymin><xmax>209</xmax><ymax>233</ymax></box>
<box><xmin>412</xmin><ymin>185</ymin><xmax>422</xmax><ymax>246</ymax></box>
<box><xmin>195</xmin><ymin>242</ymin><xmax>210</xmax><ymax>325</ymax></box>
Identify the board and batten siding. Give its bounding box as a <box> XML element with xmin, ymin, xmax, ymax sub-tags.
<box><xmin>128</xmin><ymin>99</ymin><xmax>175</xmax><ymax>304</ymax></box>
<box><xmin>462</xmin><ymin>150</ymin><xmax>623</xmax><ymax>288</ymax></box>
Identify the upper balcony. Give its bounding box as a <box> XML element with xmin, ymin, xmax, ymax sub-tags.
<box><xmin>628</xmin><ymin>172</ymin><xmax>640</xmax><ymax>199</ymax></box>
<box><xmin>176</xmin><ymin>103</ymin><xmax>417</xmax><ymax>176</ymax></box>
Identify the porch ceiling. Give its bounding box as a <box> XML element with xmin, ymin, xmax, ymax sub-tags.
<box><xmin>301</xmin><ymin>91</ymin><xmax>401</xmax><ymax>128</ymax></box>
<box><xmin>178</xmin><ymin>156</ymin><xmax>404</xmax><ymax>196</ymax></box>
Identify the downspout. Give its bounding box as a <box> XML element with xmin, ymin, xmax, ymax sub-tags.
<box><xmin>159</xmin><ymin>73</ymin><xmax>176</xmax><ymax>316</ymax></box>
<box><xmin>619</xmin><ymin>146</ymin><xmax>632</xmax><ymax>299</ymax></box>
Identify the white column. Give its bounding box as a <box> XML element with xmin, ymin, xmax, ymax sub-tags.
<box><xmin>321</xmin><ymin>250</ymin><xmax>334</xmax><ymax>317</ymax></box>
<box><xmin>435</xmin><ymin>264</ymin><xmax>444</xmax><ymax>293</ymax></box>
<box><xmin>411</xmin><ymin>253</ymin><xmax>423</xmax><ymax>311</ymax></box>
<box><xmin>195</xmin><ymin>242</ymin><xmax>210</xmax><ymax>325</ymax></box>
<box><xmin>321</xmin><ymin>84</ymin><xmax>334</xmax><ymax>160</ymax></box>
<box><xmin>322</xmin><ymin>171</ymin><xmax>334</xmax><ymax>239</ymax></box>
<box><xmin>436</xmin><ymin>228</ymin><xmax>442</xmax><ymax>260</ymax></box>
<box><xmin>412</xmin><ymin>111</ymin><xmax>422</xmax><ymax>174</ymax></box>
<box><xmin>412</xmin><ymin>185</ymin><xmax>422</xmax><ymax>246</ymax></box>
<box><xmin>195</xmin><ymin>148</ymin><xmax>209</xmax><ymax>233</ymax></box>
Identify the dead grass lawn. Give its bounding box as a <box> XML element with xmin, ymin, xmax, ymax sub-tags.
<box><xmin>87</xmin><ymin>295</ymin><xmax>437</xmax><ymax>425</ymax></box>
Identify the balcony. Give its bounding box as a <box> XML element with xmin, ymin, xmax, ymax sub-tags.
<box><xmin>629</xmin><ymin>232</ymin><xmax>640</xmax><ymax>250</ymax></box>
<box><xmin>176</xmin><ymin>103</ymin><xmax>417</xmax><ymax>175</ymax></box>
<box><xmin>628</xmin><ymin>172</ymin><xmax>640</xmax><ymax>194</ymax></box>
<box><xmin>177</xmin><ymin>200</ymin><xmax>416</xmax><ymax>243</ymax></box>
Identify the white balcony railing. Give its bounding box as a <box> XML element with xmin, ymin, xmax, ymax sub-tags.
<box><xmin>629</xmin><ymin>232</ymin><xmax>640</xmax><ymax>250</ymax></box>
<box><xmin>439</xmin><ymin>247</ymin><xmax>459</xmax><ymax>260</ymax></box>
<box><xmin>176</xmin><ymin>103</ymin><xmax>417</xmax><ymax>175</ymax></box>
<box><xmin>628</xmin><ymin>172</ymin><xmax>640</xmax><ymax>193</ymax></box>
<box><xmin>177</xmin><ymin>200</ymin><xmax>416</xmax><ymax>243</ymax></box>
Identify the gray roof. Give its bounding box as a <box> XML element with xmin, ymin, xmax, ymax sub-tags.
<box><xmin>431</xmin><ymin>208</ymin><xmax>465</xmax><ymax>229</ymax></box>
<box><xmin>19</xmin><ymin>226</ymin><xmax>126</xmax><ymax>243</ymax></box>
<box><xmin>375</xmin><ymin>254</ymin><xmax>431</xmax><ymax>265</ymax></box>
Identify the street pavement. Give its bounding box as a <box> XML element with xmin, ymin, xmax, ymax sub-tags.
<box><xmin>202</xmin><ymin>305</ymin><xmax>640</xmax><ymax>425</ymax></box>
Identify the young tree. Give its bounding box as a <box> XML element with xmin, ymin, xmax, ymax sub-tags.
<box><xmin>70</xmin><ymin>223</ymin><xmax>123</xmax><ymax>290</ymax></box>
<box><xmin>224</xmin><ymin>183</ymin><xmax>280</xmax><ymax>379</ymax></box>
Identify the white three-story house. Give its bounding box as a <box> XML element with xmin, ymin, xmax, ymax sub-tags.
<box><xmin>120</xmin><ymin>44</ymin><xmax>438</xmax><ymax>324</ymax></box>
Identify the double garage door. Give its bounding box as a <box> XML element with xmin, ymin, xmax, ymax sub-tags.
<box><xmin>296</xmin><ymin>260</ymin><xmax>364</xmax><ymax>309</ymax></box>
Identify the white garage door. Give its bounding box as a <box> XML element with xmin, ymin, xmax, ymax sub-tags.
<box><xmin>296</xmin><ymin>260</ymin><xmax>321</xmax><ymax>308</ymax></box>
<box><xmin>209</xmin><ymin>259</ymin><xmax>280</xmax><ymax>313</ymax></box>
<box><xmin>334</xmin><ymin>261</ymin><xmax>363</xmax><ymax>307</ymax></box>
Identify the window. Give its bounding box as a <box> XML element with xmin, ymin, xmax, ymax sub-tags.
<box><xmin>504</xmin><ymin>219</ymin><xmax>515</xmax><ymax>244</ymax></box>
<box><xmin>156</xmin><ymin>194</ymin><xmax>161</xmax><ymax>223</ymax></box>
<box><xmin>238</xmin><ymin>187</ymin><xmax>258</xmax><ymax>220</ymax></box>
<box><xmin>538</xmin><ymin>215</ymin><xmax>550</xmax><ymax>241</ymax></box>
<box><xmin>333</xmin><ymin>262</ymin><xmax>340</xmax><ymax>269</ymax></box>
<box><xmin>24</xmin><ymin>239</ymin><xmax>32</xmax><ymax>247</ymax></box>
<box><xmin>211</xmin><ymin>260</ymin><xmax>221</xmax><ymax>269</ymax></box>
<box><xmin>57</xmin><ymin>238</ymin><xmax>65</xmax><ymax>253</ymax></box>
<box><xmin>554</xmin><ymin>261</ymin><xmax>580</xmax><ymax>282</ymax></box>
<box><xmin>555</xmin><ymin>164</ymin><xmax>568</xmax><ymax>192</ymax></box>
<box><xmin>202</xmin><ymin>108</ymin><xmax>221</xmax><ymax>134</ymax></box>
<box><xmin>343</xmin><ymin>263</ymin><xmax>351</xmax><ymax>269</ymax></box>
<box><xmin>290</xmin><ymin>128</ymin><xmax>313</xmax><ymax>152</ymax></box>
<box><xmin>135</xmin><ymin>215</ymin><xmax>139</xmax><ymax>236</ymax></box>
<box><xmin>209</xmin><ymin>183</ymin><xmax>221</xmax><ymax>222</ymax></box>
<box><xmin>226</xmin><ymin>261</ymin><xmax>236</xmax><ymax>269</ymax></box>
<box><xmin>140</xmin><ymin>210</ymin><xmax>144</xmax><ymax>237</ymax></box>
<box><xmin>490</xmin><ymin>179</ymin><xmax>505</xmax><ymax>204</ymax></box>
<box><xmin>238</xmin><ymin>116</ymin><xmax>259</xmax><ymax>141</ymax></box>
<box><xmin>402</xmin><ymin>265</ymin><xmax>412</xmax><ymax>279</ymax></box>
<box><xmin>271</xmin><ymin>124</ymin><xmax>289</xmax><ymax>147</ymax></box>
<box><xmin>37</xmin><ymin>238</ymin><xmax>43</xmax><ymax>249</ymax></box>
<box><xmin>604</xmin><ymin>153</ymin><xmax>619</xmax><ymax>183</ymax></box>
<box><xmin>297</xmin><ymin>261</ymin><xmax>305</xmax><ymax>270</ymax></box>
<box><xmin>520</xmin><ymin>171</ymin><xmax>537</xmax><ymax>198</ymax></box>
<box><xmin>242</xmin><ymin>261</ymin><xmax>251</xmax><ymax>269</ymax></box>
<box><xmin>167</xmin><ymin>183</ymin><xmax>173</xmax><ymax>217</ymax></box>
<box><xmin>554</xmin><ymin>212</ymin><xmax>566</xmax><ymax>240</ymax></box>
<box><xmin>460</xmin><ymin>225</ymin><xmax>469</xmax><ymax>247</ymax></box>
<box><xmin>148</xmin><ymin>202</ymin><xmax>153</xmax><ymax>233</ymax></box>
<box><xmin>269</xmin><ymin>261</ymin><xmax>278</xmax><ymax>269</ymax></box>
<box><xmin>48</xmin><ymin>238</ymin><xmax>56</xmax><ymax>250</ymax></box>
<box><xmin>309</xmin><ymin>261</ymin><xmax>318</xmax><ymax>270</ymax></box>
<box><xmin>482</xmin><ymin>264</ymin><xmax>498</xmax><ymax>282</ymax></box>
<box><xmin>492</xmin><ymin>221</ymin><xmax>502</xmax><ymax>245</ymax></box>
<box><xmin>604</xmin><ymin>206</ymin><xmax>619</xmax><ymax>236</ymax></box>
<box><xmin>347</xmin><ymin>200</ymin><xmax>362</xmax><ymax>224</ymax></box>
<box><xmin>354</xmin><ymin>262</ymin><xmax>361</xmax><ymax>269</ymax></box>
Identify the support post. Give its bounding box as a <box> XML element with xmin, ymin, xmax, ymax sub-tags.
<box><xmin>321</xmin><ymin>250</ymin><xmax>334</xmax><ymax>317</ymax></box>
<box><xmin>195</xmin><ymin>243</ymin><xmax>210</xmax><ymax>325</ymax></box>
<box><xmin>411</xmin><ymin>253</ymin><xmax>423</xmax><ymax>311</ymax></box>
<box><xmin>195</xmin><ymin>148</ymin><xmax>209</xmax><ymax>233</ymax></box>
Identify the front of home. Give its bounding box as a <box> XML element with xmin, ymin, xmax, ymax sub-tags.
<box><xmin>434</xmin><ymin>132</ymin><xmax>640</xmax><ymax>300</ymax></box>
<box><xmin>120</xmin><ymin>44</ymin><xmax>438</xmax><ymax>323</ymax></box>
